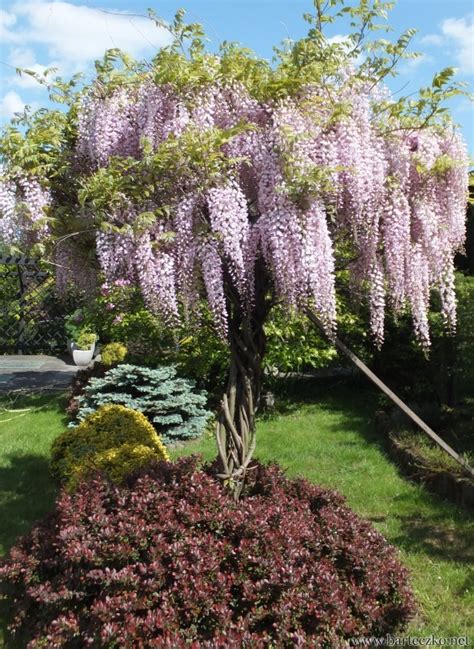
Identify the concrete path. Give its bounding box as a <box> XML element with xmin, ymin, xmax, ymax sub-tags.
<box><xmin>0</xmin><ymin>355</ymin><xmax>80</xmax><ymax>393</ymax></box>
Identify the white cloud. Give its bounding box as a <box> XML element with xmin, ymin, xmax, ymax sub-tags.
<box><xmin>327</xmin><ymin>34</ymin><xmax>350</xmax><ymax>45</ymax></box>
<box><xmin>326</xmin><ymin>34</ymin><xmax>364</xmax><ymax>65</ymax></box>
<box><xmin>7</xmin><ymin>47</ymin><xmax>61</xmax><ymax>88</ymax></box>
<box><xmin>0</xmin><ymin>1</ymin><xmax>172</xmax><ymax>124</ymax></box>
<box><xmin>0</xmin><ymin>90</ymin><xmax>26</xmax><ymax>118</ymax></box>
<box><xmin>6</xmin><ymin>0</ymin><xmax>172</xmax><ymax>68</ymax></box>
<box><xmin>452</xmin><ymin>98</ymin><xmax>473</xmax><ymax>115</ymax></box>
<box><xmin>421</xmin><ymin>14</ymin><xmax>474</xmax><ymax>75</ymax></box>
<box><xmin>0</xmin><ymin>1</ymin><xmax>173</xmax><ymax>111</ymax></box>
<box><xmin>441</xmin><ymin>15</ymin><xmax>474</xmax><ymax>75</ymax></box>
<box><xmin>420</xmin><ymin>34</ymin><xmax>443</xmax><ymax>46</ymax></box>
<box><xmin>8</xmin><ymin>47</ymin><xmax>38</xmax><ymax>68</ymax></box>
<box><xmin>402</xmin><ymin>53</ymin><xmax>434</xmax><ymax>71</ymax></box>
<box><xmin>0</xmin><ymin>8</ymin><xmax>18</xmax><ymax>42</ymax></box>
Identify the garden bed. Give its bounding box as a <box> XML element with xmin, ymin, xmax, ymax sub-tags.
<box><xmin>375</xmin><ymin>410</ymin><xmax>474</xmax><ymax>509</ymax></box>
<box><xmin>1</xmin><ymin>383</ymin><xmax>473</xmax><ymax>640</ymax></box>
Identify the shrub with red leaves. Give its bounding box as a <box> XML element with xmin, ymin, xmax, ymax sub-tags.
<box><xmin>65</xmin><ymin>362</ymin><xmax>108</xmax><ymax>419</ymax></box>
<box><xmin>0</xmin><ymin>458</ymin><xmax>415</xmax><ymax>647</ymax></box>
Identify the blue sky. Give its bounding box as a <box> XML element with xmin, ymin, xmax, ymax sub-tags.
<box><xmin>0</xmin><ymin>0</ymin><xmax>473</xmax><ymax>152</ymax></box>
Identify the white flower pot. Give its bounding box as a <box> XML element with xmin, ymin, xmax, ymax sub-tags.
<box><xmin>71</xmin><ymin>343</ymin><xmax>96</xmax><ymax>367</ymax></box>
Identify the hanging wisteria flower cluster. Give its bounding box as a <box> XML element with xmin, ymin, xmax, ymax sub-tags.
<box><xmin>0</xmin><ymin>177</ymin><xmax>16</xmax><ymax>244</ymax></box>
<box><xmin>0</xmin><ymin>173</ymin><xmax>50</xmax><ymax>248</ymax></box>
<box><xmin>0</xmin><ymin>70</ymin><xmax>469</xmax><ymax>347</ymax></box>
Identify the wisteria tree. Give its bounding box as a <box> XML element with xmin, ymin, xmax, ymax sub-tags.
<box><xmin>0</xmin><ymin>1</ymin><xmax>469</xmax><ymax>496</ymax></box>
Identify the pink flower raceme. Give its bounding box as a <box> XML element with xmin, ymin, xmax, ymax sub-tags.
<box><xmin>1</xmin><ymin>78</ymin><xmax>468</xmax><ymax>347</ymax></box>
<box><xmin>0</xmin><ymin>177</ymin><xmax>16</xmax><ymax>243</ymax></box>
<box><xmin>0</xmin><ymin>174</ymin><xmax>50</xmax><ymax>246</ymax></box>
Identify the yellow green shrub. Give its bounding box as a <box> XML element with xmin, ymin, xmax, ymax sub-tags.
<box><xmin>101</xmin><ymin>342</ymin><xmax>128</xmax><ymax>366</ymax></box>
<box><xmin>51</xmin><ymin>404</ymin><xmax>169</xmax><ymax>489</ymax></box>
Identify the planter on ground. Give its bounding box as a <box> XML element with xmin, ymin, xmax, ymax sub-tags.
<box><xmin>71</xmin><ymin>342</ymin><xmax>95</xmax><ymax>367</ymax></box>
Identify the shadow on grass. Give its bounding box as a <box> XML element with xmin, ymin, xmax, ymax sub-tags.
<box><xmin>273</xmin><ymin>376</ymin><xmax>384</xmax><ymax>422</ymax></box>
<box><xmin>392</xmin><ymin>512</ymin><xmax>474</xmax><ymax>565</ymax></box>
<box><xmin>264</xmin><ymin>377</ymin><xmax>474</xmax><ymax>567</ymax></box>
<box><xmin>267</xmin><ymin>375</ymin><xmax>370</xmax><ymax>414</ymax></box>
<box><xmin>0</xmin><ymin>453</ymin><xmax>58</xmax><ymax>555</ymax></box>
<box><xmin>265</xmin><ymin>375</ymin><xmax>384</xmax><ymax>443</ymax></box>
<box><xmin>0</xmin><ymin>390</ymin><xmax>68</xmax><ymax>413</ymax></box>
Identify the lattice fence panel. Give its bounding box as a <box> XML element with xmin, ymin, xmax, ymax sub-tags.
<box><xmin>0</xmin><ymin>256</ymin><xmax>68</xmax><ymax>354</ymax></box>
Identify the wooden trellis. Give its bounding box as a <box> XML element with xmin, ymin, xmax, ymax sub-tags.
<box><xmin>0</xmin><ymin>256</ymin><xmax>66</xmax><ymax>354</ymax></box>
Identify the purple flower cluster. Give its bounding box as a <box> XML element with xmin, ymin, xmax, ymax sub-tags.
<box><xmin>134</xmin><ymin>231</ymin><xmax>180</xmax><ymax>323</ymax></box>
<box><xmin>0</xmin><ymin>176</ymin><xmax>17</xmax><ymax>243</ymax></box>
<box><xmin>206</xmin><ymin>181</ymin><xmax>249</xmax><ymax>296</ymax></box>
<box><xmin>0</xmin><ymin>173</ymin><xmax>50</xmax><ymax>248</ymax></box>
<box><xmin>72</xmin><ymin>79</ymin><xmax>468</xmax><ymax>344</ymax></box>
<box><xmin>1</xmin><ymin>76</ymin><xmax>469</xmax><ymax>345</ymax></box>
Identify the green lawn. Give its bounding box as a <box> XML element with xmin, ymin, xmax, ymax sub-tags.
<box><xmin>1</xmin><ymin>382</ymin><xmax>472</xmax><ymax>639</ymax></box>
<box><xmin>0</xmin><ymin>392</ymin><xmax>67</xmax><ymax>555</ymax></box>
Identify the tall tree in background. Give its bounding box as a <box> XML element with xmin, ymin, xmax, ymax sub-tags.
<box><xmin>0</xmin><ymin>1</ymin><xmax>469</xmax><ymax>497</ymax></box>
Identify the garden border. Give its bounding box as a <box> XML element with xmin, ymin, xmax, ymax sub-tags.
<box><xmin>375</xmin><ymin>411</ymin><xmax>474</xmax><ymax>509</ymax></box>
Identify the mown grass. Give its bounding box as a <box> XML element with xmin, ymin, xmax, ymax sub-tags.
<box><xmin>0</xmin><ymin>392</ymin><xmax>67</xmax><ymax>555</ymax></box>
<box><xmin>0</xmin><ymin>381</ymin><xmax>472</xmax><ymax>640</ymax></box>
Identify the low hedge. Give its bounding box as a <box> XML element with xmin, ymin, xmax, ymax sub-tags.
<box><xmin>0</xmin><ymin>457</ymin><xmax>415</xmax><ymax>647</ymax></box>
<box><xmin>51</xmin><ymin>404</ymin><xmax>169</xmax><ymax>489</ymax></box>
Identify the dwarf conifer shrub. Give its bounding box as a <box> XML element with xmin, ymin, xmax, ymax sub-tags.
<box><xmin>51</xmin><ymin>404</ymin><xmax>168</xmax><ymax>489</ymax></box>
<box><xmin>73</xmin><ymin>364</ymin><xmax>212</xmax><ymax>443</ymax></box>
<box><xmin>1</xmin><ymin>458</ymin><xmax>415</xmax><ymax>647</ymax></box>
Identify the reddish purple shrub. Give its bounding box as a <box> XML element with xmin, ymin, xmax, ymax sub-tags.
<box><xmin>66</xmin><ymin>362</ymin><xmax>108</xmax><ymax>419</ymax></box>
<box><xmin>0</xmin><ymin>458</ymin><xmax>414</xmax><ymax>647</ymax></box>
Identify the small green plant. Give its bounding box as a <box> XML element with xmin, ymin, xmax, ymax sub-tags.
<box><xmin>101</xmin><ymin>342</ymin><xmax>127</xmax><ymax>366</ymax></box>
<box><xmin>64</xmin><ymin>309</ymin><xmax>87</xmax><ymax>341</ymax></box>
<box><xmin>51</xmin><ymin>404</ymin><xmax>169</xmax><ymax>489</ymax></box>
<box><xmin>73</xmin><ymin>364</ymin><xmax>212</xmax><ymax>444</ymax></box>
<box><xmin>75</xmin><ymin>331</ymin><xmax>97</xmax><ymax>350</ymax></box>
<box><xmin>65</xmin><ymin>309</ymin><xmax>97</xmax><ymax>349</ymax></box>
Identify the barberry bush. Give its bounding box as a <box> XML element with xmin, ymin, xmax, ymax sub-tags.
<box><xmin>51</xmin><ymin>404</ymin><xmax>169</xmax><ymax>489</ymax></box>
<box><xmin>66</xmin><ymin>362</ymin><xmax>109</xmax><ymax>420</ymax></box>
<box><xmin>0</xmin><ymin>458</ymin><xmax>415</xmax><ymax>647</ymax></box>
<box><xmin>73</xmin><ymin>364</ymin><xmax>213</xmax><ymax>443</ymax></box>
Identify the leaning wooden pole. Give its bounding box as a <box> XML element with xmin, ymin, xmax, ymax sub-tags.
<box><xmin>305</xmin><ymin>308</ymin><xmax>474</xmax><ymax>479</ymax></box>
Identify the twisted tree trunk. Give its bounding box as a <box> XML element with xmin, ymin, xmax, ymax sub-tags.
<box><xmin>216</xmin><ymin>262</ymin><xmax>271</xmax><ymax>500</ymax></box>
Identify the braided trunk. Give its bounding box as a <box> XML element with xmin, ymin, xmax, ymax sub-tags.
<box><xmin>216</xmin><ymin>262</ymin><xmax>271</xmax><ymax>500</ymax></box>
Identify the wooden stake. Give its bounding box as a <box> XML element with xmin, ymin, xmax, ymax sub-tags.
<box><xmin>305</xmin><ymin>308</ymin><xmax>474</xmax><ymax>479</ymax></box>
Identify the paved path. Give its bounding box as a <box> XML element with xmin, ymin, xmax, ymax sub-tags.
<box><xmin>0</xmin><ymin>355</ymin><xmax>80</xmax><ymax>393</ymax></box>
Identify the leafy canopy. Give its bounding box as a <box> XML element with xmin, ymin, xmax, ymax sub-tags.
<box><xmin>0</xmin><ymin>1</ymin><xmax>470</xmax><ymax>348</ymax></box>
